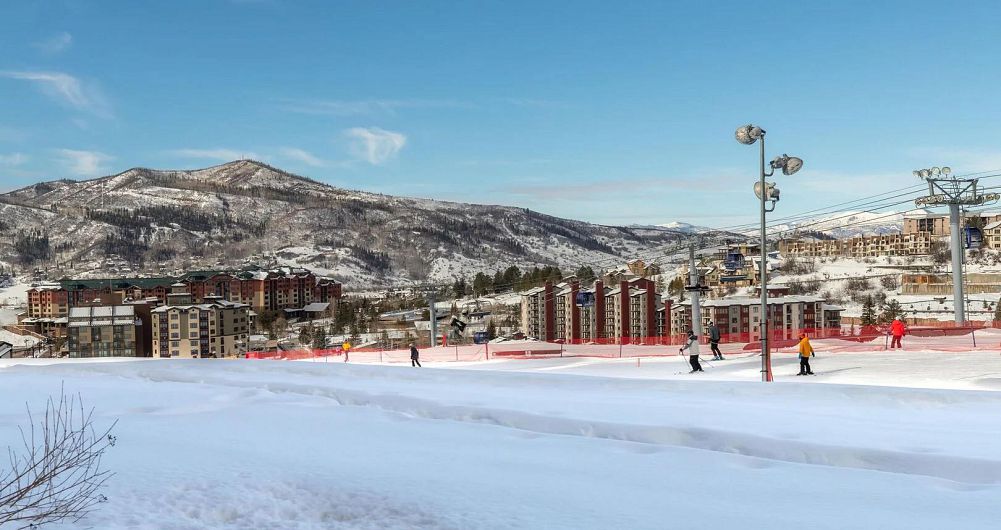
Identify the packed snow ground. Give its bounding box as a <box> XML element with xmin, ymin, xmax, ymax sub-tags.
<box><xmin>1</xmin><ymin>351</ymin><xmax>1000</xmax><ymax>529</ymax></box>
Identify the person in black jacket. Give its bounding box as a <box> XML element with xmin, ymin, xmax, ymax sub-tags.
<box><xmin>708</xmin><ymin>321</ymin><xmax>724</xmax><ymax>360</ymax></box>
<box><xmin>410</xmin><ymin>343</ymin><xmax>422</xmax><ymax>367</ymax></box>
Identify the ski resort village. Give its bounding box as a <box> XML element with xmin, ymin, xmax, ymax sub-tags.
<box><xmin>3</xmin><ymin>2</ymin><xmax>1001</xmax><ymax>529</ymax></box>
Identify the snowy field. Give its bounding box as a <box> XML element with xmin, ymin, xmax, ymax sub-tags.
<box><xmin>1</xmin><ymin>351</ymin><xmax>1000</xmax><ymax>529</ymax></box>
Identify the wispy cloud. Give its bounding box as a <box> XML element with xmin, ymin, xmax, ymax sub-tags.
<box><xmin>34</xmin><ymin>32</ymin><xmax>73</xmax><ymax>54</ymax></box>
<box><xmin>0</xmin><ymin>70</ymin><xmax>110</xmax><ymax>117</ymax></box>
<box><xmin>278</xmin><ymin>147</ymin><xmax>327</xmax><ymax>167</ymax></box>
<box><xmin>0</xmin><ymin>153</ymin><xmax>28</xmax><ymax>166</ymax></box>
<box><xmin>56</xmin><ymin>149</ymin><xmax>113</xmax><ymax>177</ymax></box>
<box><xmin>344</xmin><ymin>127</ymin><xmax>407</xmax><ymax>165</ymax></box>
<box><xmin>281</xmin><ymin>98</ymin><xmax>472</xmax><ymax>117</ymax></box>
<box><xmin>168</xmin><ymin>148</ymin><xmax>261</xmax><ymax>162</ymax></box>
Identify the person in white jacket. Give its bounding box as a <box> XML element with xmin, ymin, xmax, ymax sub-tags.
<box><xmin>679</xmin><ymin>329</ymin><xmax>703</xmax><ymax>373</ymax></box>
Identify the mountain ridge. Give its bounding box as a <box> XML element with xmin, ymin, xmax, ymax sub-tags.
<box><xmin>0</xmin><ymin>160</ymin><xmax>687</xmax><ymax>287</ymax></box>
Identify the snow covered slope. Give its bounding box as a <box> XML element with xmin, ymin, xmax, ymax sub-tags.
<box><xmin>0</xmin><ymin>160</ymin><xmax>685</xmax><ymax>286</ymax></box>
<box><xmin>0</xmin><ymin>356</ymin><xmax>998</xmax><ymax>529</ymax></box>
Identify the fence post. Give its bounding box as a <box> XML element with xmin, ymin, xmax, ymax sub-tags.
<box><xmin>485</xmin><ymin>342</ymin><xmax>489</xmax><ymax>361</ymax></box>
<box><xmin>619</xmin><ymin>342</ymin><xmax>622</xmax><ymax>358</ymax></box>
<box><xmin>456</xmin><ymin>345</ymin><xmax>459</xmax><ymax>361</ymax></box>
<box><xmin>972</xmin><ymin>327</ymin><xmax>977</xmax><ymax>348</ymax></box>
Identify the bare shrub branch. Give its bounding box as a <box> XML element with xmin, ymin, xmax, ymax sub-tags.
<box><xmin>0</xmin><ymin>386</ymin><xmax>117</xmax><ymax>529</ymax></box>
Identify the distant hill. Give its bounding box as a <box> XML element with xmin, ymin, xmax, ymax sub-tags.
<box><xmin>0</xmin><ymin>160</ymin><xmax>686</xmax><ymax>286</ymax></box>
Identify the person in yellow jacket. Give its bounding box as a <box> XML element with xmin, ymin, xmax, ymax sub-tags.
<box><xmin>797</xmin><ymin>333</ymin><xmax>815</xmax><ymax>376</ymax></box>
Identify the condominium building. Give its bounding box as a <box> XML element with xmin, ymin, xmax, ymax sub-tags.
<box><xmin>151</xmin><ymin>296</ymin><xmax>251</xmax><ymax>358</ymax></box>
<box><xmin>778</xmin><ymin>233</ymin><xmax>933</xmax><ymax>259</ymax></box>
<box><xmin>903</xmin><ymin>210</ymin><xmax>1001</xmax><ymax>237</ymax></box>
<box><xmin>66</xmin><ymin>305</ymin><xmax>142</xmax><ymax>358</ymax></box>
<box><xmin>25</xmin><ymin>266</ymin><xmax>341</xmax><ymax>327</ymax></box>
<box><xmin>522</xmin><ymin>278</ymin><xmax>671</xmax><ymax>344</ymax></box>
<box><xmin>670</xmin><ymin>295</ymin><xmax>843</xmax><ymax>341</ymax></box>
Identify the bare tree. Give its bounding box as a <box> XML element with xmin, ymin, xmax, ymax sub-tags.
<box><xmin>1</xmin><ymin>389</ymin><xmax>117</xmax><ymax>529</ymax></box>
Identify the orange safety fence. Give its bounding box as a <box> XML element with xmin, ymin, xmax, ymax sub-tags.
<box><xmin>243</xmin><ymin>322</ymin><xmax>1001</xmax><ymax>363</ymax></box>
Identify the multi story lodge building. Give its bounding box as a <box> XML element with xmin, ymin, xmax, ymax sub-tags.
<box><xmin>25</xmin><ymin>266</ymin><xmax>341</xmax><ymax>321</ymax></box>
<box><xmin>670</xmin><ymin>295</ymin><xmax>843</xmax><ymax>341</ymax></box>
<box><xmin>66</xmin><ymin>305</ymin><xmax>142</xmax><ymax>357</ymax></box>
<box><xmin>777</xmin><ymin>233</ymin><xmax>933</xmax><ymax>259</ymax></box>
<box><xmin>522</xmin><ymin>278</ymin><xmax>672</xmax><ymax>344</ymax></box>
<box><xmin>151</xmin><ymin>292</ymin><xmax>251</xmax><ymax>358</ymax></box>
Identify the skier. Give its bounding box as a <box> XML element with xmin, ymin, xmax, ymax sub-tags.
<box><xmin>707</xmin><ymin>321</ymin><xmax>724</xmax><ymax>360</ymax></box>
<box><xmin>797</xmin><ymin>333</ymin><xmax>815</xmax><ymax>375</ymax></box>
<box><xmin>679</xmin><ymin>329</ymin><xmax>703</xmax><ymax>373</ymax></box>
<box><xmin>410</xmin><ymin>343</ymin><xmax>422</xmax><ymax>367</ymax></box>
<box><xmin>889</xmin><ymin>318</ymin><xmax>906</xmax><ymax>349</ymax></box>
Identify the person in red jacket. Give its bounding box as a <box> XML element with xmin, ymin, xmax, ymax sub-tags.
<box><xmin>890</xmin><ymin>318</ymin><xmax>906</xmax><ymax>349</ymax></box>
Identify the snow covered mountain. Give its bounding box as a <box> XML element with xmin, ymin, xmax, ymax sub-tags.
<box><xmin>656</xmin><ymin>210</ymin><xmax>904</xmax><ymax>241</ymax></box>
<box><xmin>0</xmin><ymin>160</ymin><xmax>686</xmax><ymax>286</ymax></box>
<box><xmin>765</xmin><ymin>210</ymin><xmax>903</xmax><ymax>239</ymax></box>
<box><xmin>654</xmin><ymin>221</ymin><xmax>714</xmax><ymax>234</ymax></box>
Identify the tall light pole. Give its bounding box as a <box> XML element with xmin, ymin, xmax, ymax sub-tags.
<box><xmin>735</xmin><ymin>124</ymin><xmax>804</xmax><ymax>382</ymax></box>
<box><xmin>913</xmin><ymin>166</ymin><xmax>999</xmax><ymax>324</ymax></box>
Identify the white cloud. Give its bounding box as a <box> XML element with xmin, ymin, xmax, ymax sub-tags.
<box><xmin>169</xmin><ymin>148</ymin><xmax>261</xmax><ymax>162</ymax></box>
<box><xmin>344</xmin><ymin>127</ymin><xmax>407</xmax><ymax>165</ymax></box>
<box><xmin>0</xmin><ymin>153</ymin><xmax>28</xmax><ymax>166</ymax></box>
<box><xmin>278</xmin><ymin>147</ymin><xmax>325</xmax><ymax>167</ymax></box>
<box><xmin>34</xmin><ymin>32</ymin><xmax>73</xmax><ymax>54</ymax></box>
<box><xmin>56</xmin><ymin>149</ymin><xmax>112</xmax><ymax>177</ymax></box>
<box><xmin>0</xmin><ymin>70</ymin><xmax>110</xmax><ymax>116</ymax></box>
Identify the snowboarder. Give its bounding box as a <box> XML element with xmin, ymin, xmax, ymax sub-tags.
<box><xmin>797</xmin><ymin>333</ymin><xmax>815</xmax><ymax>375</ymax></box>
<box><xmin>410</xmin><ymin>343</ymin><xmax>422</xmax><ymax>367</ymax></box>
<box><xmin>890</xmin><ymin>318</ymin><xmax>906</xmax><ymax>349</ymax></box>
<box><xmin>707</xmin><ymin>321</ymin><xmax>724</xmax><ymax>360</ymax></box>
<box><xmin>679</xmin><ymin>329</ymin><xmax>703</xmax><ymax>373</ymax></box>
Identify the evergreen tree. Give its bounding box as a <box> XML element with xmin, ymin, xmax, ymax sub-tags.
<box><xmin>860</xmin><ymin>295</ymin><xmax>877</xmax><ymax>326</ymax></box>
<box><xmin>879</xmin><ymin>299</ymin><xmax>906</xmax><ymax>324</ymax></box>
<box><xmin>486</xmin><ymin>319</ymin><xmax>497</xmax><ymax>340</ymax></box>
<box><xmin>312</xmin><ymin>326</ymin><xmax>327</xmax><ymax>349</ymax></box>
<box><xmin>299</xmin><ymin>323</ymin><xmax>313</xmax><ymax>347</ymax></box>
<box><xmin>453</xmin><ymin>277</ymin><xmax>468</xmax><ymax>298</ymax></box>
<box><xmin>575</xmin><ymin>265</ymin><xmax>597</xmax><ymax>285</ymax></box>
<box><xmin>472</xmin><ymin>272</ymin><xmax>492</xmax><ymax>296</ymax></box>
<box><xmin>502</xmin><ymin>266</ymin><xmax>522</xmax><ymax>289</ymax></box>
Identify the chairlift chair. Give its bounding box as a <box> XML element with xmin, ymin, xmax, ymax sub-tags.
<box><xmin>964</xmin><ymin>226</ymin><xmax>984</xmax><ymax>250</ymax></box>
<box><xmin>724</xmin><ymin>249</ymin><xmax>746</xmax><ymax>271</ymax></box>
<box><xmin>575</xmin><ymin>292</ymin><xmax>595</xmax><ymax>307</ymax></box>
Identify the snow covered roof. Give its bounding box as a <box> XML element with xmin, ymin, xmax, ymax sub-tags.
<box><xmin>985</xmin><ymin>221</ymin><xmax>1001</xmax><ymax>230</ymax></box>
<box><xmin>302</xmin><ymin>302</ymin><xmax>330</xmax><ymax>312</ymax></box>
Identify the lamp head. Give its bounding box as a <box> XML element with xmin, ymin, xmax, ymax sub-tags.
<box><xmin>735</xmin><ymin>124</ymin><xmax>764</xmax><ymax>145</ymax></box>
<box><xmin>770</xmin><ymin>154</ymin><xmax>804</xmax><ymax>176</ymax></box>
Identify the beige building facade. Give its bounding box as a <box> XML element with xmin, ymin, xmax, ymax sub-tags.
<box><xmin>151</xmin><ymin>296</ymin><xmax>251</xmax><ymax>358</ymax></box>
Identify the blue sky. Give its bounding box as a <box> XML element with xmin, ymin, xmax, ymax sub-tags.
<box><xmin>3</xmin><ymin>1</ymin><xmax>1001</xmax><ymax>227</ymax></box>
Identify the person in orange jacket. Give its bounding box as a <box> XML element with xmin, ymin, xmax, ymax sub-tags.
<box><xmin>797</xmin><ymin>333</ymin><xmax>814</xmax><ymax>376</ymax></box>
<box><xmin>890</xmin><ymin>318</ymin><xmax>906</xmax><ymax>349</ymax></box>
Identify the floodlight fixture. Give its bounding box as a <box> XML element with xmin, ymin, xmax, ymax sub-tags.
<box><xmin>769</xmin><ymin>154</ymin><xmax>804</xmax><ymax>176</ymax></box>
<box><xmin>735</xmin><ymin>124</ymin><xmax>764</xmax><ymax>145</ymax></box>
<box><xmin>753</xmin><ymin>181</ymin><xmax>779</xmax><ymax>201</ymax></box>
<box><xmin>931</xmin><ymin>167</ymin><xmax>941</xmax><ymax>176</ymax></box>
<box><xmin>942</xmin><ymin>166</ymin><xmax>952</xmax><ymax>176</ymax></box>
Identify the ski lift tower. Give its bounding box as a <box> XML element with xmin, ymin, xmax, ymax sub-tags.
<box><xmin>914</xmin><ymin>166</ymin><xmax>1000</xmax><ymax>324</ymax></box>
